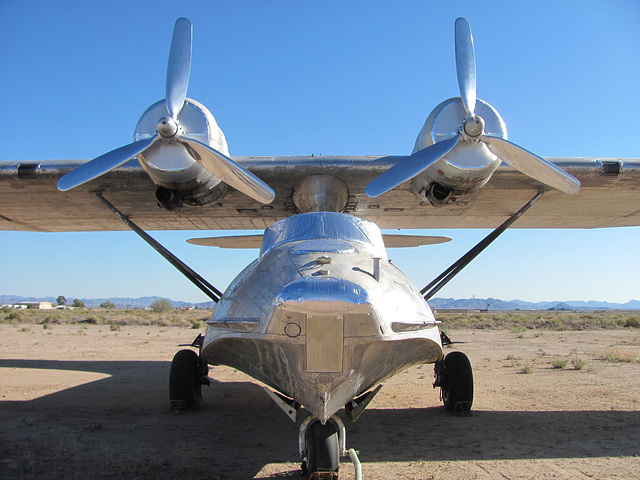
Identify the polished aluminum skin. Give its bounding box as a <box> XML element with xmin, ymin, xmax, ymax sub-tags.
<box><xmin>134</xmin><ymin>98</ymin><xmax>228</xmax><ymax>200</ymax></box>
<box><xmin>292</xmin><ymin>175</ymin><xmax>350</xmax><ymax>213</ymax></box>
<box><xmin>201</xmin><ymin>212</ymin><xmax>443</xmax><ymax>422</ymax></box>
<box><xmin>409</xmin><ymin>97</ymin><xmax>506</xmax><ymax>199</ymax></box>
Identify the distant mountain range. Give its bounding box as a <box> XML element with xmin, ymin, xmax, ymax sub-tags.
<box><xmin>428</xmin><ymin>297</ymin><xmax>640</xmax><ymax>311</ymax></box>
<box><xmin>2</xmin><ymin>294</ymin><xmax>639</xmax><ymax>311</ymax></box>
<box><xmin>0</xmin><ymin>295</ymin><xmax>214</xmax><ymax>310</ymax></box>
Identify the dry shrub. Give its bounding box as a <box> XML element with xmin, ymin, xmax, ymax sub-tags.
<box><xmin>550</xmin><ymin>357</ymin><xmax>568</xmax><ymax>369</ymax></box>
<box><xmin>80</xmin><ymin>316</ymin><xmax>101</xmax><ymax>324</ymax></box>
<box><xmin>571</xmin><ymin>357</ymin><xmax>586</xmax><ymax>370</ymax></box>
<box><xmin>518</xmin><ymin>364</ymin><xmax>533</xmax><ymax>374</ymax></box>
<box><xmin>436</xmin><ymin>310</ymin><xmax>640</xmax><ymax>331</ymax></box>
<box><xmin>596</xmin><ymin>347</ymin><xmax>639</xmax><ymax>363</ymax></box>
<box><xmin>7</xmin><ymin>310</ymin><xmax>26</xmax><ymax>323</ymax></box>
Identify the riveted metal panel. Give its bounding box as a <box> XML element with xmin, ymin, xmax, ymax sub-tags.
<box><xmin>306</xmin><ymin>315</ymin><xmax>344</xmax><ymax>373</ymax></box>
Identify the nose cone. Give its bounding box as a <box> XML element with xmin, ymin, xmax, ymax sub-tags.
<box><xmin>463</xmin><ymin>115</ymin><xmax>485</xmax><ymax>137</ymax></box>
<box><xmin>157</xmin><ymin>116</ymin><xmax>179</xmax><ymax>138</ymax></box>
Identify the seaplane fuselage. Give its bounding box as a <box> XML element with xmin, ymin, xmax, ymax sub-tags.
<box><xmin>202</xmin><ymin>211</ymin><xmax>443</xmax><ymax>422</ymax></box>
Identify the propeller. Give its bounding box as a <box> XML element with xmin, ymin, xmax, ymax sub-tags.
<box><xmin>57</xmin><ymin>136</ymin><xmax>158</xmax><ymax>192</ymax></box>
<box><xmin>455</xmin><ymin>17</ymin><xmax>476</xmax><ymax>116</ymax></box>
<box><xmin>366</xmin><ymin>17</ymin><xmax>581</xmax><ymax>198</ymax></box>
<box><xmin>365</xmin><ymin>136</ymin><xmax>460</xmax><ymax>198</ymax></box>
<box><xmin>178</xmin><ymin>138</ymin><xmax>275</xmax><ymax>204</ymax></box>
<box><xmin>57</xmin><ymin>18</ymin><xmax>275</xmax><ymax>204</ymax></box>
<box><xmin>165</xmin><ymin>17</ymin><xmax>192</xmax><ymax>120</ymax></box>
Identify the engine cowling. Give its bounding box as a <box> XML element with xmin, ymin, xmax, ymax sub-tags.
<box><xmin>364</xmin><ymin>17</ymin><xmax>580</xmax><ymax>202</ymax></box>
<box><xmin>134</xmin><ymin>98</ymin><xmax>229</xmax><ymax>207</ymax></box>
<box><xmin>411</xmin><ymin>97</ymin><xmax>507</xmax><ymax>205</ymax></box>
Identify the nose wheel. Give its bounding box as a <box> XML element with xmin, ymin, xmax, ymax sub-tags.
<box><xmin>298</xmin><ymin>415</ymin><xmax>362</xmax><ymax>479</ymax></box>
<box><xmin>302</xmin><ymin>420</ymin><xmax>340</xmax><ymax>479</ymax></box>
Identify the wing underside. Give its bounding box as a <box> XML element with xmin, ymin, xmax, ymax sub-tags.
<box><xmin>1</xmin><ymin>156</ymin><xmax>638</xmax><ymax>232</ymax></box>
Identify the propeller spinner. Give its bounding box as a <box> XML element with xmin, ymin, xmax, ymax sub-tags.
<box><xmin>58</xmin><ymin>18</ymin><xmax>275</xmax><ymax>205</ymax></box>
<box><xmin>366</xmin><ymin>17</ymin><xmax>581</xmax><ymax>198</ymax></box>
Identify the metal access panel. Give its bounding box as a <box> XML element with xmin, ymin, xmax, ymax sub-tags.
<box><xmin>306</xmin><ymin>315</ymin><xmax>344</xmax><ymax>373</ymax></box>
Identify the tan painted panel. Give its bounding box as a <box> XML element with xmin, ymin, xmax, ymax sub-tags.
<box><xmin>306</xmin><ymin>315</ymin><xmax>344</xmax><ymax>373</ymax></box>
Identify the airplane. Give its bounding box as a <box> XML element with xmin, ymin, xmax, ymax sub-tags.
<box><xmin>1</xmin><ymin>17</ymin><xmax>639</xmax><ymax>480</ymax></box>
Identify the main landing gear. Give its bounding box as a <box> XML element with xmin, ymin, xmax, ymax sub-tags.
<box><xmin>433</xmin><ymin>351</ymin><xmax>474</xmax><ymax>415</ymax></box>
<box><xmin>169</xmin><ymin>349</ymin><xmax>209</xmax><ymax>412</ymax></box>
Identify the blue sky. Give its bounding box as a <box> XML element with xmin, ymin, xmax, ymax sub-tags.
<box><xmin>1</xmin><ymin>1</ymin><xmax>639</xmax><ymax>304</ymax></box>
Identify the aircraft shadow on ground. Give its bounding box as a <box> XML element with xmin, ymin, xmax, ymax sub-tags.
<box><xmin>1</xmin><ymin>359</ymin><xmax>639</xmax><ymax>477</ymax></box>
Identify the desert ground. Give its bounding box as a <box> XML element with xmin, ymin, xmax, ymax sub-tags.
<box><xmin>1</xmin><ymin>317</ymin><xmax>639</xmax><ymax>479</ymax></box>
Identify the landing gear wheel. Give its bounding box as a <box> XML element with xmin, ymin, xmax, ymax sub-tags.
<box><xmin>169</xmin><ymin>349</ymin><xmax>204</xmax><ymax>412</ymax></box>
<box><xmin>304</xmin><ymin>420</ymin><xmax>340</xmax><ymax>479</ymax></box>
<box><xmin>442</xmin><ymin>351</ymin><xmax>473</xmax><ymax>415</ymax></box>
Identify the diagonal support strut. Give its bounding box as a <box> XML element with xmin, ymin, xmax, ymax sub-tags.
<box><xmin>95</xmin><ymin>193</ymin><xmax>222</xmax><ymax>303</ymax></box>
<box><xmin>421</xmin><ymin>190</ymin><xmax>546</xmax><ymax>301</ymax></box>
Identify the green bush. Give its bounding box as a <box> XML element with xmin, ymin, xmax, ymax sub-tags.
<box><xmin>150</xmin><ymin>299</ymin><xmax>173</xmax><ymax>313</ymax></box>
<box><xmin>624</xmin><ymin>316</ymin><xmax>640</xmax><ymax>328</ymax></box>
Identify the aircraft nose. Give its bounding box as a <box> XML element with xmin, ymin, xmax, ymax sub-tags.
<box><xmin>275</xmin><ymin>276</ymin><xmax>371</xmax><ymax>314</ymax></box>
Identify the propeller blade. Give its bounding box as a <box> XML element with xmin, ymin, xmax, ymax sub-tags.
<box><xmin>365</xmin><ymin>135</ymin><xmax>460</xmax><ymax>198</ymax></box>
<box><xmin>57</xmin><ymin>136</ymin><xmax>158</xmax><ymax>191</ymax></box>
<box><xmin>482</xmin><ymin>136</ymin><xmax>581</xmax><ymax>194</ymax></box>
<box><xmin>166</xmin><ymin>17</ymin><xmax>192</xmax><ymax>119</ymax></box>
<box><xmin>455</xmin><ymin>17</ymin><xmax>477</xmax><ymax>116</ymax></box>
<box><xmin>178</xmin><ymin>137</ymin><xmax>275</xmax><ymax>204</ymax></box>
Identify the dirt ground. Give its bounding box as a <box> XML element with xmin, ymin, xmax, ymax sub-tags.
<box><xmin>1</xmin><ymin>324</ymin><xmax>639</xmax><ymax>479</ymax></box>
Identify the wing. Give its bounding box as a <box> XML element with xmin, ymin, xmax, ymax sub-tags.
<box><xmin>187</xmin><ymin>233</ymin><xmax>452</xmax><ymax>248</ymax></box>
<box><xmin>1</xmin><ymin>156</ymin><xmax>639</xmax><ymax>232</ymax></box>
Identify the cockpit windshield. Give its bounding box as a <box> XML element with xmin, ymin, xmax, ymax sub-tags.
<box><xmin>260</xmin><ymin>212</ymin><xmax>386</xmax><ymax>258</ymax></box>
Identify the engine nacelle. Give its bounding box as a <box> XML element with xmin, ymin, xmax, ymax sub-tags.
<box><xmin>426</xmin><ymin>183</ymin><xmax>453</xmax><ymax>207</ymax></box>
<box><xmin>155</xmin><ymin>186</ymin><xmax>183</xmax><ymax>211</ymax></box>
<box><xmin>133</xmin><ymin>98</ymin><xmax>229</xmax><ymax>207</ymax></box>
<box><xmin>411</xmin><ymin>98</ymin><xmax>507</xmax><ymax>204</ymax></box>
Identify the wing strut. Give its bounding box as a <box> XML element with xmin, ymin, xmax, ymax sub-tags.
<box><xmin>95</xmin><ymin>193</ymin><xmax>222</xmax><ymax>303</ymax></box>
<box><xmin>421</xmin><ymin>190</ymin><xmax>546</xmax><ymax>301</ymax></box>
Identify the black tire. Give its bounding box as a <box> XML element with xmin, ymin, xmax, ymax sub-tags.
<box><xmin>442</xmin><ymin>351</ymin><xmax>473</xmax><ymax>415</ymax></box>
<box><xmin>305</xmin><ymin>420</ymin><xmax>339</xmax><ymax>478</ymax></box>
<box><xmin>169</xmin><ymin>349</ymin><xmax>202</xmax><ymax>412</ymax></box>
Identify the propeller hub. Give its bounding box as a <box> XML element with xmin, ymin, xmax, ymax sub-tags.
<box><xmin>462</xmin><ymin>115</ymin><xmax>485</xmax><ymax>138</ymax></box>
<box><xmin>157</xmin><ymin>116</ymin><xmax>180</xmax><ymax>140</ymax></box>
